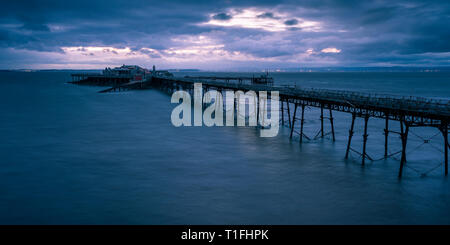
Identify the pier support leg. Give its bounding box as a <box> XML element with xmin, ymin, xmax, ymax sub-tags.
<box><xmin>398</xmin><ymin>120</ymin><xmax>409</xmax><ymax>178</ymax></box>
<box><xmin>257</xmin><ymin>95</ymin><xmax>260</xmax><ymax>127</ymax></box>
<box><xmin>345</xmin><ymin>113</ymin><xmax>356</xmax><ymax>159</ymax></box>
<box><xmin>290</xmin><ymin>104</ymin><xmax>298</xmax><ymax>139</ymax></box>
<box><xmin>320</xmin><ymin>105</ymin><xmax>324</xmax><ymax>137</ymax></box>
<box><xmin>300</xmin><ymin>104</ymin><xmax>305</xmax><ymax>144</ymax></box>
<box><xmin>384</xmin><ymin>116</ymin><xmax>389</xmax><ymax>158</ymax></box>
<box><xmin>287</xmin><ymin>99</ymin><xmax>291</xmax><ymax>128</ymax></box>
<box><xmin>329</xmin><ymin>109</ymin><xmax>335</xmax><ymax>141</ymax></box>
<box><xmin>281</xmin><ymin>99</ymin><xmax>284</xmax><ymax>125</ymax></box>
<box><xmin>362</xmin><ymin>115</ymin><xmax>369</xmax><ymax>165</ymax></box>
<box><xmin>443</xmin><ymin>122</ymin><xmax>448</xmax><ymax>176</ymax></box>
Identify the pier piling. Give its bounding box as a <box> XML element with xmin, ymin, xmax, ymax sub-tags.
<box><xmin>290</xmin><ymin>104</ymin><xmax>298</xmax><ymax>139</ymax></box>
<box><xmin>362</xmin><ymin>115</ymin><xmax>370</xmax><ymax>165</ymax></box>
<box><xmin>384</xmin><ymin>116</ymin><xmax>389</xmax><ymax>158</ymax></box>
<box><xmin>287</xmin><ymin>99</ymin><xmax>291</xmax><ymax>128</ymax></box>
<box><xmin>320</xmin><ymin>105</ymin><xmax>324</xmax><ymax>138</ymax></box>
<box><xmin>345</xmin><ymin>113</ymin><xmax>356</xmax><ymax>159</ymax></box>
<box><xmin>329</xmin><ymin>108</ymin><xmax>335</xmax><ymax>141</ymax></box>
<box><xmin>300</xmin><ymin>104</ymin><xmax>305</xmax><ymax>144</ymax></box>
<box><xmin>399</xmin><ymin>119</ymin><xmax>409</xmax><ymax>178</ymax></box>
<box><xmin>443</xmin><ymin>122</ymin><xmax>448</xmax><ymax>176</ymax></box>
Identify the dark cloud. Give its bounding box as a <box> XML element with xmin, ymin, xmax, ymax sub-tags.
<box><xmin>212</xmin><ymin>13</ymin><xmax>232</xmax><ymax>21</ymax></box>
<box><xmin>257</xmin><ymin>12</ymin><xmax>277</xmax><ymax>19</ymax></box>
<box><xmin>284</xmin><ymin>19</ymin><xmax>298</xmax><ymax>26</ymax></box>
<box><xmin>360</xmin><ymin>7</ymin><xmax>396</xmax><ymax>25</ymax></box>
<box><xmin>0</xmin><ymin>0</ymin><xmax>449</xmax><ymax>68</ymax></box>
<box><xmin>139</xmin><ymin>48</ymin><xmax>162</xmax><ymax>58</ymax></box>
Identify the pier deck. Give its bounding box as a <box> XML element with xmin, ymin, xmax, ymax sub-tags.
<box><xmin>154</xmin><ymin>76</ymin><xmax>450</xmax><ymax>123</ymax></box>
<box><xmin>71</xmin><ymin>73</ymin><xmax>450</xmax><ymax>178</ymax></box>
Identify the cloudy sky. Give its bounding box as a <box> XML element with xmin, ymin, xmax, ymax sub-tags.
<box><xmin>0</xmin><ymin>0</ymin><xmax>449</xmax><ymax>70</ymax></box>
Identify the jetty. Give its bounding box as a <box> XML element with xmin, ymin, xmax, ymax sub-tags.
<box><xmin>70</xmin><ymin>65</ymin><xmax>450</xmax><ymax>178</ymax></box>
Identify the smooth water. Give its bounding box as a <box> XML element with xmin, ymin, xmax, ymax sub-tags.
<box><xmin>0</xmin><ymin>71</ymin><xmax>449</xmax><ymax>224</ymax></box>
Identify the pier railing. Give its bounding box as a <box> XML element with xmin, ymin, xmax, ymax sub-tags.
<box><xmin>282</xmin><ymin>87</ymin><xmax>450</xmax><ymax>117</ymax></box>
<box><xmin>175</xmin><ymin>76</ymin><xmax>450</xmax><ymax>120</ymax></box>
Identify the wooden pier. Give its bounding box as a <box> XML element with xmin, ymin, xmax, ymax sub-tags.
<box><xmin>70</xmin><ymin>73</ymin><xmax>450</xmax><ymax>178</ymax></box>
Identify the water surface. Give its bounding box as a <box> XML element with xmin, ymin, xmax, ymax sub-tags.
<box><xmin>0</xmin><ymin>71</ymin><xmax>449</xmax><ymax>224</ymax></box>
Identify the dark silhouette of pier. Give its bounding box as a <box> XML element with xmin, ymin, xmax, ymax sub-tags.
<box><xmin>70</xmin><ymin>73</ymin><xmax>450</xmax><ymax>178</ymax></box>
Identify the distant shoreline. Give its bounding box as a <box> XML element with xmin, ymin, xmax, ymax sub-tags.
<box><xmin>2</xmin><ymin>67</ymin><xmax>450</xmax><ymax>73</ymax></box>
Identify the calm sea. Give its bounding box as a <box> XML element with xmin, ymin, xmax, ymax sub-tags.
<box><xmin>0</xmin><ymin>71</ymin><xmax>449</xmax><ymax>224</ymax></box>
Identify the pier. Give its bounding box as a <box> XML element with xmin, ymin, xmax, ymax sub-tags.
<box><xmin>70</xmin><ymin>70</ymin><xmax>450</xmax><ymax>178</ymax></box>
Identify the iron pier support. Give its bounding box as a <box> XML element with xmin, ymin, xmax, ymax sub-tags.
<box><xmin>320</xmin><ymin>105</ymin><xmax>324</xmax><ymax>137</ymax></box>
<box><xmin>300</xmin><ymin>104</ymin><xmax>305</xmax><ymax>144</ymax></box>
<box><xmin>398</xmin><ymin>119</ymin><xmax>409</xmax><ymax>178</ymax></box>
<box><xmin>256</xmin><ymin>95</ymin><xmax>260</xmax><ymax>126</ymax></box>
<box><xmin>345</xmin><ymin>113</ymin><xmax>356</xmax><ymax>159</ymax></box>
<box><xmin>384</xmin><ymin>116</ymin><xmax>389</xmax><ymax>157</ymax></box>
<box><xmin>290</xmin><ymin>104</ymin><xmax>298</xmax><ymax>139</ymax></box>
<box><xmin>362</xmin><ymin>115</ymin><xmax>369</xmax><ymax>165</ymax></box>
<box><xmin>329</xmin><ymin>109</ymin><xmax>335</xmax><ymax>141</ymax></box>
<box><xmin>281</xmin><ymin>99</ymin><xmax>284</xmax><ymax>125</ymax></box>
<box><xmin>287</xmin><ymin>99</ymin><xmax>291</xmax><ymax>128</ymax></box>
<box><xmin>443</xmin><ymin>122</ymin><xmax>448</xmax><ymax>176</ymax></box>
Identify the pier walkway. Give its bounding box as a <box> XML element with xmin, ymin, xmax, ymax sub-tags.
<box><xmin>71</xmin><ymin>74</ymin><xmax>450</xmax><ymax>178</ymax></box>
